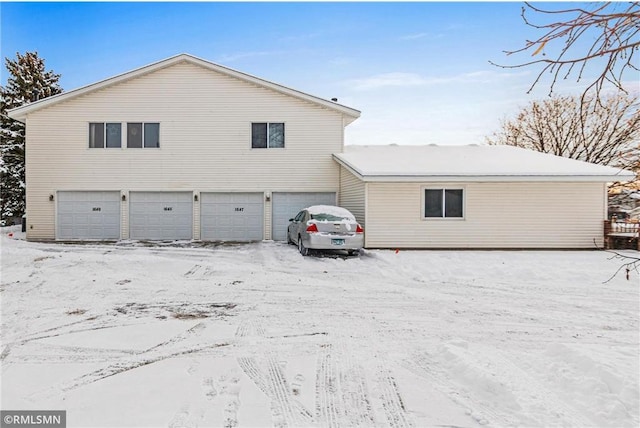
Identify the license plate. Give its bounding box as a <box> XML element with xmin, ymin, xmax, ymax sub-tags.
<box><xmin>331</xmin><ymin>239</ymin><xmax>345</xmax><ymax>246</ymax></box>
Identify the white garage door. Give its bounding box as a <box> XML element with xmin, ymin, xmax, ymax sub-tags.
<box><xmin>272</xmin><ymin>192</ymin><xmax>336</xmax><ymax>241</ymax></box>
<box><xmin>129</xmin><ymin>192</ymin><xmax>193</xmax><ymax>240</ymax></box>
<box><xmin>57</xmin><ymin>191</ymin><xmax>120</xmax><ymax>240</ymax></box>
<box><xmin>200</xmin><ymin>193</ymin><xmax>263</xmax><ymax>241</ymax></box>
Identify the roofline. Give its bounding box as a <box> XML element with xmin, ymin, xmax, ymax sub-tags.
<box><xmin>332</xmin><ymin>154</ymin><xmax>636</xmax><ymax>183</ymax></box>
<box><xmin>333</xmin><ymin>155</ymin><xmax>366</xmax><ymax>179</ymax></box>
<box><xmin>348</xmin><ymin>174</ymin><xmax>633</xmax><ymax>183</ymax></box>
<box><xmin>7</xmin><ymin>53</ymin><xmax>361</xmax><ymax>123</ymax></box>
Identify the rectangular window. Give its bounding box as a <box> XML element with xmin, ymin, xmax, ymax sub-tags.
<box><xmin>444</xmin><ymin>189</ymin><xmax>463</xmax><ymax>217</ymax></box>
<box><xmin>144</xmin><ymin>123</ymin><xmax>160</xmax><ymax>148</ymax></box>
<box><xmin>89</xmin><ymin>123</ymin><xmax>104</xmax><ymax>148</ymax></box>
<box><xmin>105</xmin><ymin>123</ymin><xmax>121</xmax><ymax>148</ymax></box>
<box><xmin>252</xmin><ymin>123</ymin><xmax>267</xmax><ymax>148</ymax></box>
<box><xmin>127</xmin><ymin>123</ymin><xmax>142</xmax><ymax>148</ymax></box>
<box><xmin>424</xmin><ymin>188</ymin><xmax>464</xmax><ymax>218</ymax></box>
<box><xmin>128</xmin><ymin>122</ymin><xmax>159</xmax><ymax>148</ymax></box>
<box><xmin>89</xmin><ymin>122</ymin><xmax>121</xmax><ymax>148</ymax></box>
<box><xmin>251</xmin><ymin>122</ymin><xmax>285</xmax><ymax>148</ymax></box>
<box><xmin>268</xmin><ymin>123</ymin><xmax>284</xmax><ymax>148</ymax></box>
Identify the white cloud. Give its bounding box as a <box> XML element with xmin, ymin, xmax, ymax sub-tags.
<box><xmin>348</xmin><ymin>72</ymin><xmax>430</xmax><ymax>90</ymax></box>
<box><xmin>216</xmin><ymin>51</ymin><xmax>284</xmax><ymax>63</ymax></box>
<box><xmin>399</xmin><ymin>32</ymin><xmax>444</xmax><ymax>41</ymax></box>
<box><xmin>347</xmin><ymin>70</ymin><xmax>530</xmax><ymax>91</ymax></box>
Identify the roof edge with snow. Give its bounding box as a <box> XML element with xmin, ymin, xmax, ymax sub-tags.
<box><xmin>333</xmin><ymin>147</ymin><xmax>636</xmax><ymax>183</ymax></box>
<box><xmin>7</xmin><ymin>53</ymin><xmax>361</xmax><ymax>123</ymax></box>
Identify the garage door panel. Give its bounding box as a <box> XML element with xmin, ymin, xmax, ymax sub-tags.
<box><xmin>57</xmin><ymin>191</ymin><xmax>121</xmax><ymax>240</ymax></box>
<box><xmin>210</xmin><ymin>217</ymin><xmax>231</xmax><ymax>227</ymax></box>
<box><xmin>57</xmin><ymin>204</ymin><xmax>75</xmax><ymax>215</ymax></box>
<box><xmin>272</xmin><ymin>192</ymin><xmax>336</xmax><ymax>241</ymax></box>
<box><xmin>200</xmin><ymin>192</ymin><xmax>263</xmax><ymax>241</ymax></box>
<box><xmin>129</xmin><ymin>192</ymin><xmax>193</xmax><ymax>240</ymax></box>
<box><xmin>101</xmin><ymin>206</ymin><xmax>120</xmax><ymax>215</ymax></box>
<box><xmin>244</xmin><ymin>205</ymin><xmax>263</xmax><ymax>215</ymax></box>
<box><xmin>89</xmin><ymin>217</ymin><xmax>106</xmax><ymax>226</ymax></box>
<box><xmin>58</xmin><ymin>215</ymin><xmax>75</xmax><ymax>226</ymax></box>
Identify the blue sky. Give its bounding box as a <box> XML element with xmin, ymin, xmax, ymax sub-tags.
<box><xmin>1</xmin><ymin>2</ymin><xmax>635</xmax><ymax>145</ymax></box>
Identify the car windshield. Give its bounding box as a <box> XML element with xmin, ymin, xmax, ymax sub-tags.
<box><xmin>310</xmin><ymin>213</ymin><xmax>349</xmax><ymax>222</ymax></box>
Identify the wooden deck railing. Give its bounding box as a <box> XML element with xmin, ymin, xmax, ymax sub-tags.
<box><xmin>604</xmin><ymin>220</ymin><xmax>640</xmax><ymax>250</ymax></box>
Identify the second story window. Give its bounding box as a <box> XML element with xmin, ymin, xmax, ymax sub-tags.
<box><xmin>127</xmin><ymin>123</ymin><xmax>160</xmax><ymax>148</ymax></box>
<box><xmin>89</xmin><ymin>123</ymin><xmax>121</xmax><ymax>148</ymax></box>
<box><xmin>252</xmin><ymin>122</ymin><xmax>284</xmax><ymax>148</ymax></box>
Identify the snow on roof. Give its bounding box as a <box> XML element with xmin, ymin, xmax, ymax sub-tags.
<box><xmin>7</xmin><ymin>53</ymin><xmax>360</xmax><ymax>123</ymax></box>
<box><xmin>306</xmin><ymin>205</ymin><xmax>356</xmax><ymax>220</ymax></box>
<box><xmin>333</xmin><ymin>144</ymin><xmax>635</xmax><ymax>182</ymax></box>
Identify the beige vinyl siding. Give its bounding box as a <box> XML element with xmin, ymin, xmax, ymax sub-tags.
<box><xmin>338</xmin><ymin>166</ymin><xmax>366</xmax><ymax>227</ymax></box>
<box><xmin>365</xmin><ymin>182</ymin><xmax>606</xmax><ymax>249</ymax></box>
<box><xmin>24</xmin><ymin>61</ymin><xmax>343</xmax><ymax>240</ymax></box>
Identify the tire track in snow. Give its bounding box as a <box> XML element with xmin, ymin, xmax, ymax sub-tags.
<box><xmin>315</xmin><ymin>343</ymin><xmax>376</xmax><ymax>427</ymax></box>
<box><xmin>235</xmin><ymin>318</ymin><xmax>265</xmax><ymax>338</ymax></box>
<box><xmin>4</xmin><ymin>343</ymin><xmax>136</xmax><ymax>364</ymax></box>
<box><xmin>237</xmin><ymin>357</ymin><xmax>270</xmax><ymax>397</ymax></box>
<box><xmin>184</xmin><ymin>263</ymin><xmax>216</xmax><ymax>280</ymax></box>
<box><xmin>64</xmin><ymin>342</ymin><xmax>229</xmax><ymax>391</ymax></box>
<box><xmin>144</xmin><ymin>321</ymin><xmax>206</xmax><ymax>352</ymax></box>
<box><xmin>267</xmin><ymin>356</ymin><xmax>314</xmax><ymax>426</ymax></box>
<box><xmin>315</xmin><ymin>344</ymin><xmax>341</xmax><ymax>427</ymax></box>
<box><xmin>0</xmin><ymin>345</ymin><xmax>11</xmax><ymax>362</ymax></box>
<box><xmin>6</xmin><ymin>316</ymin><xmax>116</xmax><ymax>346</ymax></box>
<box><xmin>237</xmin><ymin>356</ymin><xmax>313</xmax><ymax>427</ymax></box>
<box><xmin>376</xmin><ymin>367</ymin><xmax>413</xmax><ymax>428</ymax></box>
<box><xmin>236</xmin><ymin>320</ymin><xmax>314</xmax><ymax>426</ymax></box>
<box><xmin>27</xmin><ymin>322</ymin><xmax>228</xmax><ymax>401</ymax></box>
<box><xmin>184</xmin><ymin>264</ymin><xmax>202</xmax><ymax>277</ymax></box>
<box><xmin>338</xmin><ymin>344</ymin><xmax>376</xmax><ymax>427</ymax></box>
<box><xmin>25</xmin><ymin>341</ymin><xmax>230</xmax><ymax>405</ymax></box>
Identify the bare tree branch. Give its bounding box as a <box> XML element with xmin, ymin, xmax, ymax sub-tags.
<box><xmin>487</xmin><ymin>94</ymin><xmax>640</xmax><ymax>172</ymax></box>
<box><xmin>490</xmin><ymin>2</ymin><xmax>640</xmax><ymax>101</ymax></box>
<box><xmin>593</xmin><ymin>238</ymin><xmax>640</xmax><ymax>283</ymax></box>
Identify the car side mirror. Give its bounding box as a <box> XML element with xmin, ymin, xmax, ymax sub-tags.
<box><xmin>289</xmin><ymin>218</ymin><xmax>294</xmax><ymax>222</ymax></box>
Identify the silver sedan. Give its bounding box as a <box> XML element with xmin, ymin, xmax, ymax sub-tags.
<box><xmin>287</xmin><ymin>205</ymin><xmax>364</xmax><ymax>256</ymax></box>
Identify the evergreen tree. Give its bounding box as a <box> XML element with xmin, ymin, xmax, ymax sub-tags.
<box><xmin>0</xmin><ymin>52</ymin><xmax>62</xmax><ymax>225</ymax></box>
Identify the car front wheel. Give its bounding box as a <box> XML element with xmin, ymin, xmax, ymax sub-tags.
<box><xmin>298</xmin><ymin>236</ymin><xmax>309</xmax><ymax>256</ymax></box>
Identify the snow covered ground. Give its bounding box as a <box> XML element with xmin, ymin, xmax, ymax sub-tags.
<box><xmin>1</xmin><ymin>226</ymin><xmax>638</xmax><ymax>427</ymax></box>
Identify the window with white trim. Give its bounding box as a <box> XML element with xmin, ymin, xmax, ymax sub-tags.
<box><xmin>424</xmin><ymin>188</ymin><xmax>464</xmax><ymax>218</ymax></box>
<box><xmin>127</xmin><ymin>123</ymin><xmax>160</xmax><ymax>148</ymax></box>
<box><xmin>89</xmin><ymin>123</ymin><xmax>121</xmax><ymax>148</ymax></box>
<box><xmin>252</xmin><ymin>123</ymin><xmax>284</xmax><ymax>148</ymax></box>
